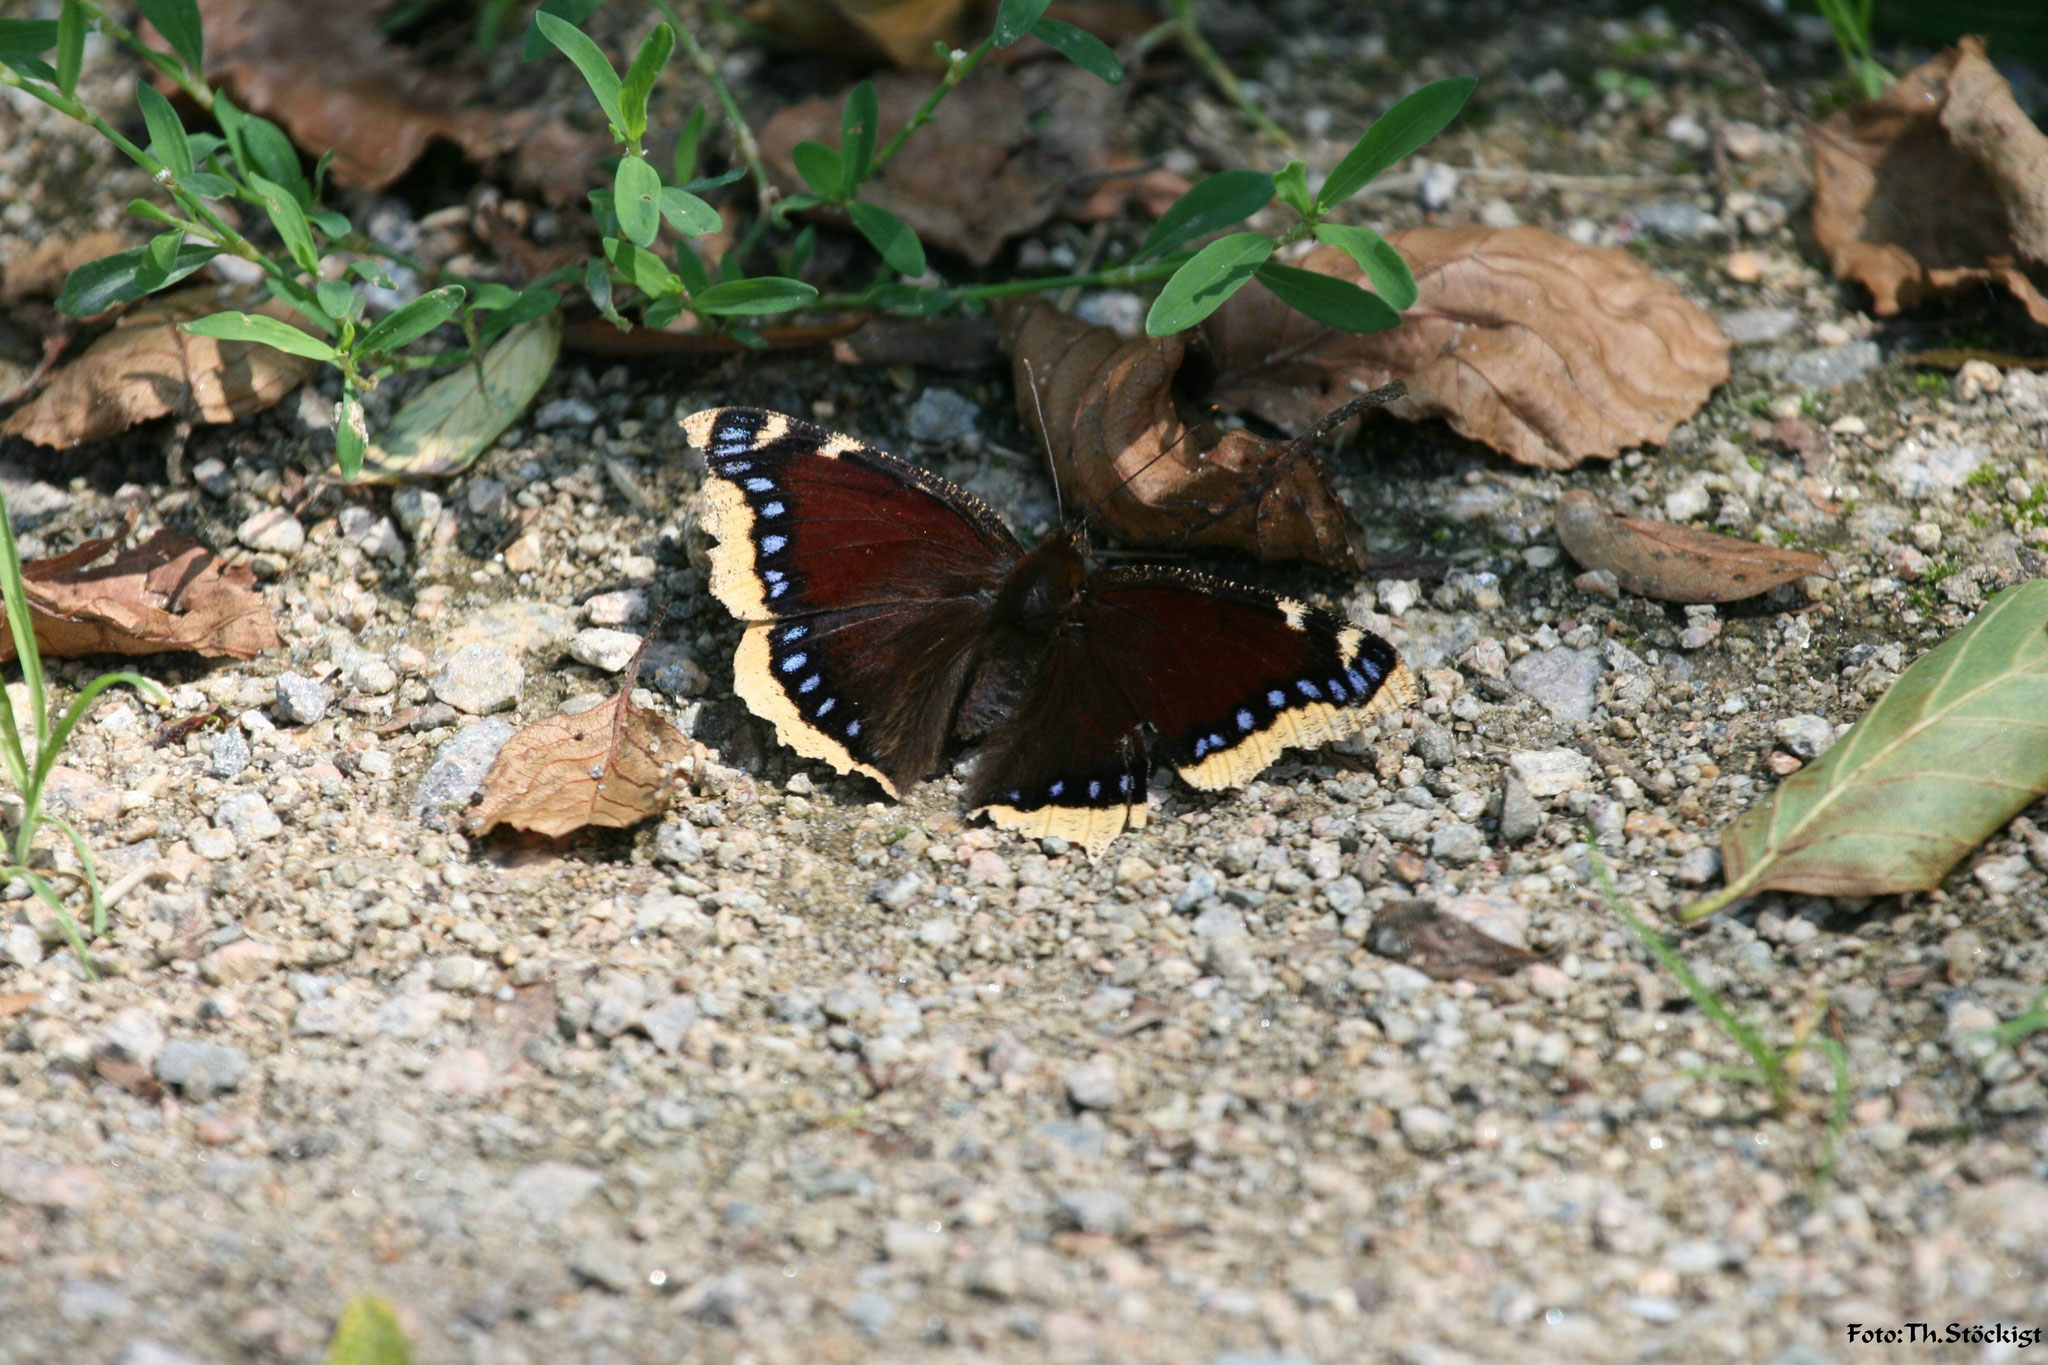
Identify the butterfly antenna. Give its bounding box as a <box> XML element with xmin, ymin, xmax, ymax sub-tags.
<box><xmin>1021</xmin><ymin>360</ymin><xmax>1067</xmax><ymax>526</ymax></box>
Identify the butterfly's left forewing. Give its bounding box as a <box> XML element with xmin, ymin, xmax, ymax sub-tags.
<box><xmin>684</xmin><ymin>407</ymin><xmax>1023</xmax><ymax>794</ymax></box>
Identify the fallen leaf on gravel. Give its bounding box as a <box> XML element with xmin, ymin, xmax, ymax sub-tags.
<box><xmin>761</xmin><ymin>64</ymin><xmax>1136</xmax><ymax>265</ymax></box>
<box><xmin>469</xmin><ymin>689</ymin><xmax>698</xmax><ymax>838</ymax></box>
<box><xmin>744</xmin><ymin>0</ymin><xmax>970</xmax><ymax>66</ymax></box>
<box><xmin>0</xmin><ymin>524</ymin><xmax>281</xmax><ymax>662</ymax></box>
<box><xmin>196</xmin><ymin>0</ymin><xmax>602</xmax><ymax>205</ymax></box>
<box><xmin>1553</xmin><ymin>490</ymin><xmax>1834</xmax><ymax>604</ymax></box>
<box><xmin>358</xmin><ymin>315</ymin><xmax>561</xmax><ymax>484</ymax></box>
<box><xmin>1001</xmin><ymin>299</ymin><xmax>1377</xmax><ymax>569</ymax></box>
<box><xmin>1810</xmin><ymin>37</ymin><xmax>2048</xmax><ymax>324</ymax></box>
<box><xmin>1201</xmin><ymin>227</ymin><xmax>1731</xmax><ymax>470</ymax></box>
<box><xmin>93</xmin><ymin>1055</ymin><xmax>166</xmax><ymax>1103</ymax></box>
<box><xmin>0</xmin><ymin>285</ymin><xmax>318</xmax><ymax>449</ymax></box>
<box><xmin>0</xmin><ymin>993</ymin><xmax>38</xmax><ymax>1019</ymax></box>
<box><xmin>1365</xmin><ymin>899</ymin><xmax>1538</xmax><ymax>981</ymax></box>
<box><xmin>1686</xmin><ymin>580</ymin><xmax>2048</xmax><ymax>918</ymax></box>
<box><xmin>0</xmin><ymin>231</ymin><xmax>128</xmax><ymax>305</ymax></box>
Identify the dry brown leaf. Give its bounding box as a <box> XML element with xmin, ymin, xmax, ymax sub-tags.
<box><xmin>0</xmin><ymin>993</ymin><xmax>39</xmax><ymax>1019</ymax></box>
<box><xmin>760</xmin><ymin>64</ymin><xmax>1133</xmax><ymax>266</ymax></box>
<box><xmin>93</xmin><ymin>1055</ymin><xmax>166</xmax><ymax>1103</ymax></box>
<box><xmin>1364</xmin><ymin>899</ymin><xmax>1539</xmax><ymax>982</ymax></box>
<box><xmin>0</xmin><ymin>285</ymin><xmax>319</xmax><ymax>449</ymax></box>
<box><xmin>468</xmin><ymin>690</ymin><xmax>698</xmax><ymax>839</ymax></box>
<box><xmin>0</xmin><ymin>525</ymin><xmax>281</xmax><ymax>662</ymax></box>
<box><xmin>196</xmin><ymin>0</ymin><xmax>602</xmax><ymax>205</ymax></box>
<box><xmin>1001</xmin><ymin>299</ymin><xmax>1370</xmax><ymax>570</ymax></box>
<box><xmin>1553</xmin><ymin>490</ymin><xmax>1835</xmax><ymax>604</ymax></box>
<box><xmin>1811</xmin><ymin>37</ymin><xmax>2048</xmax><ymax>324</ymax></box>
<box><xmin>744</xmin><ymin>0</ymin><xmax>971</xmax><ymax>66</ymax></box>
<box><xmin>1202</xmin><ymin>227</ymin><xmax>1731</xmax><ymax>470</ymax></box>
<box><xmin>1</xmin><ymin>231</ymin><xmax>129</xmax><ymax>305</ymax></box>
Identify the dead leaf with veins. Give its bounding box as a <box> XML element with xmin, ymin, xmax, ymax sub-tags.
<box><xmin>468</xmin><ymin>690</ymin><xmax>699</xmax><ymax>839</ymax></box>
<box><xmin>1810</xmin><ymin>36</ymin><xmax>2048</xmax><ymax>324</ymax></box>
<box><xmin>1202</xmin><ymin>226</ymin><xmax>1730</xmax><ymax>470</ymax></box>
<box><xmin>0</xmin><ymin>285</ymin><xmax>319</xmax><ymax>449</ymax></box>
<box><xmin>1000</xmin><ymin>299</ymin><xmax>1378</xmax><ymax>571</ymax></box>
<box><xmin>1553</xmin><ymin>490</ymin><xmax>1835</xmax><ymax>604</ymax></box>
<box><xmin>195</xmin><ymin>0</ymin><xmax>603</xmax><ymax>205</ymax></box>
<box><xmin>0</xmin><ymin>525</ymin><xmax>282</xmax><ymax>663</ymax></box>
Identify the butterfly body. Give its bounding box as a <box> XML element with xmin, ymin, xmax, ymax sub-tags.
<box><xmin>685</xmin><ymin>406</ymin><xmax>1416</xmax><ymax>854</ymax></box>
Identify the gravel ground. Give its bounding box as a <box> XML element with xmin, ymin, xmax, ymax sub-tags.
<box><xmin>5</xmin><ymin>5</ymin><xmax>2048</xmax><ymax>1363</ymax></box>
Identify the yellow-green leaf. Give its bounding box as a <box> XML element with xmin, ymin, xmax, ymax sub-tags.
<box><xmin>357</xmin><ymin>315</ymin><xmax>560</xmax><ymax>483</ymax></box>
<box><xmin>1685</xmin><ymin>580</ymin><xmax>2048</xmax><ymax>918</ymax></box>
<box><xmin>324</xmin><ymin>1295</ymin><xmax>412</xmax><ymax>1365</ymax></box>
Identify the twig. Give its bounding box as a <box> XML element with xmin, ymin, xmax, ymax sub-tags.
<box><xmin>870</xmin><ymin>34</ymin><xmax>998</xmax><ymax>174</ymax></box>
<box><xmin>1150</xmin><ymin>0</ymin><xmax>1292</xmax><ymax>147</ymax></box>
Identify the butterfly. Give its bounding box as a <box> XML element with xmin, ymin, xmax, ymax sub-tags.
<box><xmin>682</xmin><ymin>406</ymin><xmax>1417</xmax><ymax>855</ymax></box>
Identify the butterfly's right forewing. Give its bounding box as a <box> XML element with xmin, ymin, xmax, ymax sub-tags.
<box><xmin>685</xmin><ymin>407</ymin><xmax>1023</xmax><ymax>793</ymax></box>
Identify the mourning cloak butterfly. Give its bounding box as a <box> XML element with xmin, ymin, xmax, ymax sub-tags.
<box><xmin>683</xmin><ymin>406</ymin><xmax>1417</xmax><ymax>854</ymax></box>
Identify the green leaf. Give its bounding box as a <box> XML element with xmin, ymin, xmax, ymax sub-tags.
<box><xmin>614</xmin><ymin>155</ymin><xmax>662</xmax><ymax>247</ymax></box>
<box><xmin>178</xmin><ymin>171</ymin><xmax>236</xmax><ymax>200</ymax></box>
<box><xmin>640</xmin><ymin>296</ymin><xmax>685</xmax><ymax>329</ymax></box>
<box><xmin>134</xmin><ymin>230</ymin><xmax>182</xmax><ymax>293</ymax></box>
<box><xmin>0</xmin><ymin>53</ymin><xmax>59</xmax><ymax>84</ymax></box>
<box><xmin>1684</xmin><ymin>580</ymin><xmax>2048</xmax><ymax>919</ymax></box>
<box><xmin>308</xmin><ymin>209</ymin><xmax>352</xmax><ymax>238</ymax></box>
<box><xmin>1274</xmin><ymin>160</ymin><xmax>1311</xmax><ymax>217</ymax></box>
<box><xmin>521</xmin><ymin>0</ymin><xmax>602</xmax><ymax>63</ymax></box>
<box><xmin>849</xmin><ymin>202</ymin><xmax>926</xmax><ymax>277</ymax></box>
<box><xmin>691</xmin><ymin>277</ymin><xmax>819</xmax><ymax>317</ymax></box>
<box><xmin>360</xmin><ymin>315</ymin><xmax>561</xmax><ymax>483</ymax></box>
<box><xmin>992</xmin><ymin>0</ymin><xmax>1051</xmax><ymax>47</ymax></box>
<box><xmin>604</xmin><ymin>236</ymin><xmax>680</xmax><ymax>297</ymax></box>
<box><xmin>477</xmin><ymin>286</ymin><xmax>560</xmax><ymax>343</ymax></box>
<box><xmin>840</xmin><ymin>81</ymin><xmax>878</xmax><ymax>188</ymax></box>
<box><xmin>218</xmin><ymin>99</ymin><xmax>309</xmax><ymax>203</ymax></box>
<box><xmin>346</xmin><ymin>259</ymin><xmax>396</xmax><ymax>289</ymax></box>
<box><xmin>56</xmin><ymin>243</ymin><xmax>217</xmax><ymax>315</ymax></box>
<box><xmin>134</xmin><ymin>0</ymin><xmax>203</xmax><ymax>74</ymax></box>
<box><xmin>678</xmin><ymin>165</ymin><xmax>746</xmax><ymax>195</ymax></box>
<box><xmin>791</xmin><ymin>141</ymin><xmax>843</xmax><ymax>199</ymax></box>
<box><xmin>658</xmin><ymin>185</ymin><xmax>720</xmax><ymax>237</ymax></box>
<box><xmin>785</xmin><ymin>224</ymin><xmax>816</xmax><ymax>277</ymax></box>
<box><xmin>124</xmin><ymin>198</ymin><xmax>182</xmax><ymax>227</ymax></box>
<box><xmin>354</xmin><ymin>285</ymin><xmax>466</xmax><ymax>356</ymax></box>
<box><xmin>136</xmin><ymin>83</ymin><xmax>193</xmax><ymax>178</ymax></box>
<box><xmin>672</xmin><ymin>239</ymin><xmax>710</xmax><ymax>295</ymax></box>
<box><xmin>56</xmin><ymin>0</ymin><xmax>84</xmax><ymax>98</ymax></box>
<box><xmin>673</xmin><ymin>104</ymin><xmax>705</xmax><ymax>184</ymax></box>
<box><xmin>322</xmin><ymin>1294</ymin><xmax>413</xmax><ymax>1365</ymax></box>
<box><xmin>1311</xmin><ymin>223</ymin><xmax>1417</xmax><ymax>310</ymax></box>
<box><xmin>1136</xmin><ymin>170</ymin><xmax>1274</xmax><ymax>261</ymax></box>
<box><xmin>1027</xmin><ymin>16</ymin><xmax>1122</xmax><ymax>84</ymax></box>
<box><xmin>315</xmin><ymin>278</ymin><xmax>358</xmax><ymax>321</ymax></box>
<box><xmin>182</xmin><ymin>311</ymin><xmax>340</xmax><ymax>362</ymax></box>
<box><xmin>1254</xmin><ymin>261</ymin><xmax>1402</xmax><ymax>333</ymax></box>
<box><xmin>537</xmin><ymin>10</ymin><xmax>624</xmax><ymax>137</ymax></box>
<box><xmin>585</xmin><ymin>257</ymin><xmax>624</xmax><ymax>327</ymax></box>
<box><xmin>334</xmin><ymin>391</ymin><xmax>367</xmax><ymax>480</ymax></box>
<box><xmin>1316</xmin><ymin>76</ymin><xmax>1476</xmax><ymax>212</ymax></box>
<box><xmin>0</xmin><ymin>20</ymin><xmax>58</xmax><ymax>56</ymax></box>
<box><xmin>618</xmin><ymin>21</ymin><xmax>672</xmax><ymax>145</ymax></box>
<box><xmin>248</xmin><ymin>173</ymin><xmax>320</xmax><ymax>273</ymax></box>
<box><xmin>470</xmin><ymin>282</ymin><xmax>519</xmax><ymax>311</ymax></box>
<box><xmin>1144</xmin><ymin>232</ymin><xmax>1273</xmax><ymax>336</ymax></box>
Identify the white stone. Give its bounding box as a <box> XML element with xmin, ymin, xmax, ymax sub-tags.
<box><xmin>569</xmin><ymin>628</ymin><xmax>642</xmax><ymax>674</ymax></box>
<box><xmin>1508</xmin><ymin>748</ymin><xmax>1594</xmax><ymax>799</ymax></box>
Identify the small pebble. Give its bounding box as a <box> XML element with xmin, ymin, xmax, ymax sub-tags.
<box><xmin>236</xmin><ymin>508</ymin><xmax>304</xmax><ymax>556</ymax></box>
<box><xmin>432</xmin><ymin>644</ymin><xmax>524</xmax><ymax>714</ymax></box>
<box><xmin>273</xmin><ymin>673</ymin><xmax>333</xmax><ymax>726</ymax></box>
<box><xmin>570</xmin><ymin>628</ymin><xmax>643</xmax><ymax>674</ymax></box>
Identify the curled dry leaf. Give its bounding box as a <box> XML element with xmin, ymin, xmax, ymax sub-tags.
<box><xmin>1001</xmin><ymin>299</ymin><xmax>1370</xmax><ymax>570</ymax></box>
<box><xmin>1553</xmin><ymin>490</ymin><xmax>1834</xmax><ymax>604</ymax></box>
<box><xmin>0</xmin><ymin>526</ymin><xmax>281</xmax><ymax>663</ymax></box>
<box><xmin>0</xmin><ymin>286</ymin><xmax>319</xmax><ymax>449</ymax></box>
<box><xmin>468</xmin><ymin>689</ymin><xmax>700</xmax><ymax>839</ymax></box>
<box><xmin>760</xmin><ymin>64</ymin><xmax>1145</xmax><ymax>266</ymax></box>
<box><xmin>1810</xmin><ymin>37</ymin><xmax>2048</xmax><ymax>324</ymax></box>
<box><xmin>1364</xmin><ymin>899</ymin><xmax>1539</xmax><ymax>982</ymax></box>
<box><xmin>196</xmin><ymin>0</ymin><xmax>602</xmax><ymax>205</ymax></box>
<box><xmin>1686</xmin><ymin>580</ymin><xmax>2048</xmax><ymax>918</ymax></box>
<box><xmin>1202</xmin><ymin>227</ymin><xmax>1731</xmax><ymax>470</ymax></box>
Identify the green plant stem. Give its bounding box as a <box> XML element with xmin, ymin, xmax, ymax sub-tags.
<box><xmin>81</xmin><ymin>0</ymin><xmax>215</xmax><ymax>110</ymax></box>
<box><xmin>814</xmin><ymin>255</ymin><xmax>1189</xmax><ymax>312</ymax></box>
<box><xmin>1155</xmin><ymin>0</ymin><xmax>1292</xmax><ymax>147</ymax></box>
<box><xmin>870</xmin><ymin>34</ymin><xmax>996</xmax><ymax>175</ymax></box>
<box><xmin>656</xmin><ymin>0</ymin><xmax>776</xmax><ymax>210</ymax></box>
